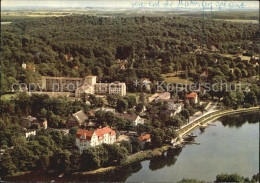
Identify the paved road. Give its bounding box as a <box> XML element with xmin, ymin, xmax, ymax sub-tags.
<box><xmin>181</xmin><ymin>102</ymin><xmax>218</xmax><ymax>129</ymax></box>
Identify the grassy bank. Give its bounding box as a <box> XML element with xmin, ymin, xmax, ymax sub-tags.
<box><xmin>73</xmin><ymin>145</ymin><xmax>171</xmax><ymax>175</ymax></box>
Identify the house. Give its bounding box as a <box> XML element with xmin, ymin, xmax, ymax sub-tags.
<box><xmin>24</xmin><ymin>129</ymin><xmax>37</xmax><ymax>138</ymax></box>
<box><xmin>160</xmin><ymin>109</ymin><xmax>175</xmax><ymax>119</ymax></box>
<box><xmin>138</xmin><ymin>134</ymin><xmax>151</xmax><ymax>145</ymax></box>
<box><xmin>200</xmin><ymin>71</ymin><xmax>209</xmax><ymax>79</ymax></box>
<box><xmin>148</xmin><ymin>92</ymin><xmax>171</xmax><ymax>103</ymax></box>
<box><xmin>170</xmin><ymin>103</ymin><xmax>184</xmax><ymax>115</ymax></box>
<box><xmin>37</xmin><ymin>118</ymin><xmax>48</xmax><ymax>129</ymax></box>
<box><xmin>140</xmin><ymin>78</ymin><xmax>151</xmax><ymax>91</ymax></box>
<box><xmin>75</xmin><ymin>84</ymin><xmax>94</xmax><ymax>98</ymax></box>
<box><xmin>87</xmin><ymin>110</ymin><xmax>96</xmax><ymax>118</ymax></box>
<box><xmin>210</xmin><ymin>45</ymin><xmax>219</xmax><ymax>52</ymax></box>
<box><xmin>237</xmin><ymin>53</ymin><xmax>243</xmax><ymax>58</ymax></box>
<box><xmin>75</xmin><ymin>126</ymin><xmax>116</xmax><ymax>154</ymax></box>
<box><xmin>64</xmin><ymin>54</ymin><xmax>73</xmax><ymax>61</ymax></box>
<box><xmin>22</xmin><ymin>116</ymin><xmax>38</xmax><ymax>128</ymax></box>
<box><xmin>154</xmin><ymin>92</ymin><xmax>171</xmax><ymax>102</ymax></box>
<box><xmin>22</xmin><ymin>63</ymin><xmax>36</xmax><ymax>72</ymax></box>
<box><xmin>115</xmin><ymin>113</ymin><xmax>145</xmax><ymax>126</ymax></box>
<box><xmin>22</xmin><ymin>116</ymin><xmax>47</xmax><ymax>129</ymax></box>
<box><xmin>119</xmin><ymin>59</ymin><xmax>128</xmax><ymax>70</ymax></box>
<box><xmin>94</xmin><ymin>107</ymin><xmax>116</xmax><ymax>113</ymax></box>
<box><xmin>85</xmin><ymin>121</ymin><xmax>98</xmax><ymax>129</ymax></box>
<box><xmin>148</xmin><ymin>93</ymin><xmax>159</xmax><ymax>102</ymax></box>
<box><xmin>186</xmin><ymin>92</ymin><xmax>198</xmax><ymax>104</ymax></box>
<box><xmin>67</xmin><ymin>110</ymin><xmax>88</xmax><ymax>128</ymax></box>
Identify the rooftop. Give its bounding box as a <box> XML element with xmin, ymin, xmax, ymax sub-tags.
<box><xmin>186</xmin><ymin>92</ymin><xmax>197</xmax><ymax>99</ymax></box>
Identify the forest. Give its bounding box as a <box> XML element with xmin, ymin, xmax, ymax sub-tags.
<box><xmin>1</xmin><ymin>14</ymin><xmax>259</xmax><ymax>93</ymax></box>
<box><xmin>1</xmin><ymin>13</ymin><xmax>259</xmax><ymax>177</ymax></box>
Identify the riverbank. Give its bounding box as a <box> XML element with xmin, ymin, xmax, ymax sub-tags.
<box><xmin>177</xmin><ymin>107</ymin><xmax>259</xmax><ymax>137</ymax></box>
<box><xmin>3</xmin><ymin>107</ymin><xmax>259</xmax><ymax>178</ymax></box>
<box><xmin>73</xmin><ymin>145</ymin><xmax>170</xmax><ymax>175</ymax></box>
<box><xmin>73</xmin><ymin>107</ymin><xmax>259</xmax><ymax>176</ymax></box>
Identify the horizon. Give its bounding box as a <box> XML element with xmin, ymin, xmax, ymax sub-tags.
<box><xmin>1</xmin><ymin>1</ymin><xmax>259</xmax><ymax>11</ymax></box>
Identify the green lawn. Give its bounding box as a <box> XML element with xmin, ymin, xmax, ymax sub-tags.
<box><xmin>213</xmin><ymin>19</ymin><xmax>259</xmax><ymax>24</ymax></box>
<box><xmin>161</xmin><ymin>72</ymin><xmax>193</xmax><ymax>85</ymax></box>
<box><xmin>1</xmin><ymin>93</ymin><xmax>17</xmax><ymax>100</ymax></box>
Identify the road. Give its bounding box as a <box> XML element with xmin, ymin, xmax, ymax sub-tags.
<box><xmin>181</xmin><ymin>102</ymin><xmax>218</xmax><ymax>130</ymax></box>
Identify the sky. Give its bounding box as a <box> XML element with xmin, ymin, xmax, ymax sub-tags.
<box><xmin>1</xmin><ymin>0</ymin><xmax>259</xmax><ymax>10</ymax></box>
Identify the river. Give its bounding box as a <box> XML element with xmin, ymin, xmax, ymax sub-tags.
<box><xmin>3</xmin><ymin>111</ymin><xmax>259</xmax><ymax>182</ymax></box>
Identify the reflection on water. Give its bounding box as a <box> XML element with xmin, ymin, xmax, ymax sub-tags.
<box><xmin>220</xmin><ymin>111</ymin><xmax>260</xmax><ymax>128</ymax></box>
<box><xmin>3</xmin><ymin>111</ymin><xmax>259</xmax><ymax>182</ymax></box>
<box><xmin>149</xmin><ymin>148</ymin><xmax>182</xmax><ymax>171</ymax></box>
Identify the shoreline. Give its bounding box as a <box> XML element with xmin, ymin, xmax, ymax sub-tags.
<box><xmin>73</xmin><ymin>106</ymin><xmax>259</xmax><ymax>176</ymax></box>
<box><xmin>3</xmin><ymin>107</ymin><xmax>259</xmax><ymax>178</ymax></box>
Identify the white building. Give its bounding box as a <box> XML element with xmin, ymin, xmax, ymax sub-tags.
<box><xmin>25</xmin><ymin>130</ymin><xmax>36</xmax><ymax>138</ymax></box>
<box><xmin>75</xmin><ymin>84</ymin><xmax>94</xmax><ymax>98</ymax></box>
<box><xmin>94</xmin><ymin>107</ymin><xmax>116</xmax><ymax>113</ymax></box>
<box><xmin>115</xmin><ymin>113</ymin><xmax>145</xmax><ymax>126</ymax></box>
<box><xmin>75</xmin><ymin>127</ymin><xmax>116</xmax><ymax>154</ymax></box>
<box><xmin>75</xmin><ymin>76</ymin><xmax>127</xmax><ymax>97</ymax></box>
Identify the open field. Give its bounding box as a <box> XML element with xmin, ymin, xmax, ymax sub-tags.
<box><xmin>161</xmin><ymin>72</ymin><xmax>193</xmax><ymax>85</ymax></box>
<box><xmin>221</xmin><ymin>54</ymin><xmax>251</xmax><ymax>61</ymax></box>
<box><xmin>213</xmin><ymin>19</ymin><xmax>259</xmax><ymax>24</ymax></box>
<box><xmin>0</xmin><ymin>93</ymin><xmax>17</xmax><ymax>100</ymax></box>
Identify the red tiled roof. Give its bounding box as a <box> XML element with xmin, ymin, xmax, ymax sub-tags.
<box><xmin>95</xmin><ymin>126</ymin><xmax>116</xmax><ymax>137</ymax></box>
<box><xmin>27</xmin><ymin>65</ymin><xmax>35</xmax><ymax>70</ymax></box>
<box><xmin>186</xmin><ymin>92</ymin><xmax>197</xmax><ymax>99</ymax></box>
<box><xmin>76</xmin><ymin>127</ymin><xmax>115</xmax><ymax>142</ymax></box>
<box><xmin>76</xmin><ymin>129</ymin><xmax>94</xmax><ymax>141</ymax></box>
<box><xmin>138</xmin><ymin>134</ymin><xmax>151</xmax><ymax>141</ymax></box>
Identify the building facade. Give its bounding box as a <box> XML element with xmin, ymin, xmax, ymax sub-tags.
<box><xmin>67</xmin><ymin>110</ymin><xmax>88</xmax><ymax>128</ymax></box>
<box><xmin>41</xmin><ymin>76</ymin><xmax>85</xmax><ymax>92</ymax></box>
<box><xmin>75</xmin><ymin>127</ymin><xmax>116</xmax><ymax>154</ymax></box>
<box><xmin>41</xmin><ymin>75</ymin><xmax>126</xmax><ymax>96</ymax></box>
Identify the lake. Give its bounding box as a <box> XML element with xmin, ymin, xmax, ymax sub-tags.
<box><xmin>3</xmin><ymin>111</ymin><xmax>259</xmax><ymax>182</ymax></box>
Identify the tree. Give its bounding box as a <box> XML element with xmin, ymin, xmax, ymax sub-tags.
<box><xmin>50</xmin><ymin>130</ymin><xmax>63</xmax><ymax>147</ymax></box>
<box><xmin>52</xmin><ymin>150</ymin><xmax>72</xmax><ymax>173</ymax></box>
<box><xmin>223</xmin><ymin>92</ymin><xmax>238</xmax><ymax>108</ymax></box>
<box><xmin>216</xmin><ymin>173</ymin><xmax>244</xmax><ymax>182</ymax></box>
<box><xmin>151</xmin><ymin>128</ymin><xmax>165</xmax><ymax>148</ymax></box>
<box><xmin>0</xmin><ymin>152</ymin><xmax>17</xmax><ymax>176</ymax></box>
<box><xmin>120</xmin><ymin>140</ymin><xmax>132</xmax><ymax>154</ymax></box>
<box><xmin>198</xmin><ymin>104</ymin><xmax>207</xmax><ymax>115</ymax></box>
<box><xmin>245</xmin><ymin>91</ymin><xmax>257</xmax><ymax>106</ymax></box>
<box><xmin>81</xmin><ymin>147</ymin><xmax>100</xmax><ymax>171</ymax></box>
<box><xmin>130</xmin><ymin>137</ymin><xmax>143</xmax><ymax>153</ymax></box>
<box><xmin>107</xmin><ymin>95</ymin><xmax>120</xmax><ymax>106</ymax></box>
<box><xmin>10</xmin><ymin>145</ymin><xmax>36</xmax><ymax>171</ymax></box>
<box><xmin>30</xmin><ymin>123</ymin><xmax>41</xmax><ymax>130</ymax></box>
<box><xmin>180</xmin><ymin>109</ymin><xmax>190</xmax><ymax>123</ymax></box>
<box><xmin>69</xmin><ymin>126</ymin><xmax>79</xmax><ymax>136</ymax></box>
<box><xmin>135</xmin><ymin>103</ymin><xmax>144</xmax><ymax>113</ymax></box>
<box><xmin>234</xmin><ymin>67</ymin><xmax>242</xmax><ymax>79</ymax></box>
<box><xmin>169</xmin><ymin>116</ymin><xmax>183</xmax><ymax>128</ymax></box>
<box><xmin>139</xmin><ymin>93</ymin><xmax>146</xmax><ymax>104</ymax></box>
<box><xmin>124</xmin><ymin>95</ymin><xmax>137</xmax><ymax>108</ymax></box>
<box><xmin>116</xmin><ymin>99</ymin><xmax>128</xmax><ymax>113</ymax></box>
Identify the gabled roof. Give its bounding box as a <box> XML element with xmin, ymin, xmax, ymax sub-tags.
<box><xmin>76</xmin><ymin>126</ymin><xmax>115</xmax><ymax>142</ymax></box>
<box><xmin>115</xmin><ymin>113</ymin><xmax>139</xmax><ymax>121</ymax></box>
<box><xmin>76</xmin><ymin>129</ymin><xmax>94</xmax><ymax>141</ymax></box>
<box><xmin>139</xmin><ymin>134</ymin><xmax>151</xmax><ymax>141</ymax></box>
<box><xmin>158</xmin><ymin>92</ymin><xmax>171</xmax><ymax>99</ymax></box>
<box><xmin>72</xmin><ymin>110</ymin><xmax>88</xmax><ymax>124</ymax></box>
<box><xmin>186</xmin><ymin>92</ymin><xmax>197</xmax><ymax>99</ymax></box>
